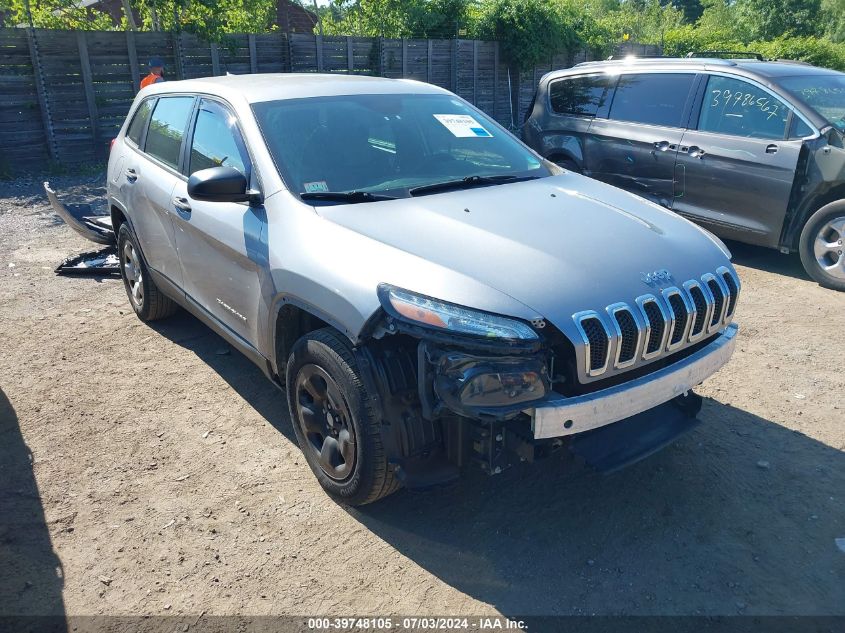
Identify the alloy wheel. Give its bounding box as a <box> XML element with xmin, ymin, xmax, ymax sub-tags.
<box><xmin>812</xmin><ymin>216</ymin><xmax>845</xmax><ymax>281</ymax></box>
<box><xmin>294</xmin><ymin>364</ymin><xmax>357</xmax><ymax>481</ymax></box>
<box><xmin>122</xmin><ymin>241</ymin><xmax>144</xmax><ymax>308</ymax></box>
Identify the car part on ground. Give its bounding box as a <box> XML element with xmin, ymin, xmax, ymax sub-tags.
<box><xmin>45</xmin><ymin>181</ymin><xmax>115</xmax><ymax>245</ymax></box>
<box><xmin>54</xmin><ymin>247</ymin><xmax>120</xmax><ymax>277</ymax></box>
<box><xmin>97</xmin><ymin>73</ymin><xmax>741</xmax><ymax>504</ymax></box>
<box><xmin>522</xmin><ymin>57</ymin><xmax>845</xmax><ymax>291</ymax></box>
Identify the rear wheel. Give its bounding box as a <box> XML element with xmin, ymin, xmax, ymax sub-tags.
<box><xmin>286</xmin><ymin>328</ymin><xmax>399</xmax><ymax>505</ymax></box>
<box><xmin>117</xmin><ymin>223</ymin><xmax>178</xmax><ymax>321</ymax></box>
<box><xmin>798</xmin><ymin>201</ymin><xmax>845</xmax><ymax>291</ymax></box>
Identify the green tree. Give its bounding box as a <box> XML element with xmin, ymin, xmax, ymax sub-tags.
<box><xmin>734</xmin><ymin>0</ymin><xmax>822</xmax><ymax>40</ymax></box>
<box><xmin>320</xmin><ymin>0</ymin><xmax>469</xmax><ymax>37</ymax></box>
<box><xmin>473</xmin><ymin>0</ymin><xmax>584</xmax><ymax>69</ymax></box>
<box><xmin>595</xmin><ymin>0</ymin><xmax>684</xmax><ymax>46</ymax></box>
<box><xmin>5</xmin><ymin>0</ymin><xmax>114</xmax><ymax>28</ymax></box>
<box><xmin>821</xmin><ymin>0</ymin><xmax>845</xmax><ymax>42</ymax></box>
<box><xmin>672</xmin><ymin>0</ymin><xmax>703</xmax><ymax>23</ymax></box>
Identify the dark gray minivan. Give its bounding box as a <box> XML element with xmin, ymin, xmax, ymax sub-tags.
<box><xmin>523</xmin><ymin>58</ymin><xmax>845</xmax><ymax>290</ymax></box>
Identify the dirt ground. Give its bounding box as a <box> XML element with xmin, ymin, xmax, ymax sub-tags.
<box><xmin>0</xmin><ymin>171</ymin><xmax>843</xmax><ymax>620</ymax></box>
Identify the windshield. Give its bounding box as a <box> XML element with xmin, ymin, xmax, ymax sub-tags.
<box><xmin>780</xmin><ymin>74</ymin><xmax>845</xmax><ymax>133</ymax></box>
<box><xmin>252</xmin><ymin>93</ymin><xmax>550</xmax><ymax>200</ymax></box>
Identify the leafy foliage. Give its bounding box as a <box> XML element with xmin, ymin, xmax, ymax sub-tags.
<box><xmin>3</xmin><ymin>0</ymin><xmax>845</xmax><ymax>70</ymax></box>
<box><xmin>320</xmin><ymin>0</ymin><xmax>470</xmax><ymax>37</ymax></box>
<box><xmin>473</xmin><ymin>0</ymin><xmax>585</xmax><ymax>69</ymax></box>
<box><xmin>734</xmin><ymin>0</ymin><xmax>821</xmax><ymax>40</ymax></box>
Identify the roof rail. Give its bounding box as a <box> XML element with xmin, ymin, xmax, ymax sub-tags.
<box><xmin>686</xmin><ymin>50</ymin><xmax>765</xmax><ymax>61</ymax></box>
<box><xmin>605</xmin><ymin>54</ymin><xmax>672</xmax><ymax>60</ymax></box>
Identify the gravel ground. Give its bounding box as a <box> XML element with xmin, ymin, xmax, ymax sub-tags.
<box><xmin>0</xmin><ymin>171</ymin><xmax>844</xmax><ymax>619</ymax></box>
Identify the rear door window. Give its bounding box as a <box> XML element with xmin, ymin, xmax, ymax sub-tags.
<box><xmin>189</xmin><ymin>99</ymin><xmax>250</xmax><ymax>177</ymax></box>
<box><xmin>145</xmin><ymin>96</ymin><xmax>195</xmax><ymax>170</ymax></box>
<box><xmin>126</xmin><ymin>99</ymin><xmax>154</xmax><ymax>146</ymax></box>
<box><xmin>697</xmin><ymin>75</ymin><xmax>789</xmax><ymax>140</ymax></box>
<box><xmin>608</xmin><ymin>73</ymin><xmax>696</xmax><ymax>128</ymax></box>
<box><xmin>549</xmin><ymin>74</ymin><xmax>612</xmax><ymax>117</ymax></box>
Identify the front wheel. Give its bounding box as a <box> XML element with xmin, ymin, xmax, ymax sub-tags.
<box><xmin>798</xmin><ymin>201</ymin><xmax>845</xmax><ymax>291</ymax></box>
<box><xmin>553</xmin><ymin>157</ymin><xmax>581</xmax><ymax>173</ymax></box>
<box><xmin>286</xmin><ymin>328</ymin><xmax>399</xmax><ymax>505</ymax></box>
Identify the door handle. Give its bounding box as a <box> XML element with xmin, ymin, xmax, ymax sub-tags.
<box><xmin>687</xmin><ymin>146</ymin><xmax>706</xmax><ymax>159</ymax></box>
<box><xmin>653</xmin><ymin>140</ymin><xmax>672</xmax><ymax>151</ymax></box>
<box><xmin>172</xmin><ymin>196</ymin><xmax>192</xmax><ymax>213</ymax></box>
<box><xmin>125</xmin><ymin>168</ymin><xmax>138</xmax><ymax>182</ymax></box>
<box><xmin>765</xmin><ymin>144</ymin><xmax>779</xmax><ymax>154</ymax></box>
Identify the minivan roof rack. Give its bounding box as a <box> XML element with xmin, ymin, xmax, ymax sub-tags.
<box><xmin>686</xmin><ymin>50</ymin><xmax>765</xmax><ymax>61</ymax></box>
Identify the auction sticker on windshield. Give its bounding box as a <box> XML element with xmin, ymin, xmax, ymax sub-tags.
<box><xmin>433</xmin><ymin>114</ymin><xmax>492</xmax><ymax>138</ymax></box>
<box><xmin>304</xmin><ymin>180</ymin><xmax>329</xmax><ymax>193</ymax></box>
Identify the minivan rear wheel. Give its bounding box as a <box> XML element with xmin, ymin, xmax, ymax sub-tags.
<box><xmin>798</xmin><ymin>201</ymin><xmax>845</xmax><ymax>291</ymax></box>
<box><xmin>286</xmin><ymin>328</ymin><xmax>399</xmax><ymax>505</ymax></box>
<box><xmin>117</xmin><ymin>223</ymin><xmax>179</xmax><ymax>320</ymax></box>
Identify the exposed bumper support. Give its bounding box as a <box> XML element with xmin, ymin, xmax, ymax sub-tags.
<box><xmin>530</xmin><ymin>323</ymin><xmax>738</xmax><ymax>439</ymax></box>
<box><xmin>44</xmin><ymin>181</ymin><xmax>114</xmax><ymax>245</ymax></box>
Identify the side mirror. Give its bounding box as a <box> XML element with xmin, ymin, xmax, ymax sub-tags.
<box><xmin>188</xmin><ymin>166</ymin><xmax>260</xmax><ymax>204</ymax></box>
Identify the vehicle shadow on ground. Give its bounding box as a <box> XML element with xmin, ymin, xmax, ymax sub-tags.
<box><xmin>727</xmin><ymin>240</ymin><xmax>811</xmax><ymax>282</ymax></box>
<box><xmin>149</xmin><ymin>313</ymin><xmax>294</xmax><ymax>443</ymax></box>
<box><xmin>352</xmin><ymin>400</ymin><xmax>845</xmax><ymax>615</ymax></box>
<box><xmin>0</xmin><ymin>387</ymin><xmax>67</xmax><ymax>625</ymax></box>
<box><xmin>151</xmin><ymin>313</ymin><xmax>845</xmax><ymax>616</ymax></box>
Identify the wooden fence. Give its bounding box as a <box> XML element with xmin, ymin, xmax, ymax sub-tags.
<box><xmin>0</xmin><ymin>27</ymin><xmax>658</xmax><ymax>171</ymax></box>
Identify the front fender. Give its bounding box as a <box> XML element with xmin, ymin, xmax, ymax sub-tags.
<box><xmin>541</xmin><ymin>133</ymin><xmax>584</xmax><ymax>166</ymax></box>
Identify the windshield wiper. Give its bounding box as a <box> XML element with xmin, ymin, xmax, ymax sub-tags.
<box><xmin>409</xmin><ymin>175</ymin><xmax>539</xmax><ymax>197</ymax></box>
<box><xmin>300</xmin><ymin>191</ymin><xmax>399</xmax><ymax>204</ymax></box>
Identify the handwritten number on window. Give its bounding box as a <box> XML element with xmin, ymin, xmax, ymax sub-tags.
<box><xmin>709</xmin><ymin>89</ymin><xmax>782</xmax><ymax>120</ymax></box>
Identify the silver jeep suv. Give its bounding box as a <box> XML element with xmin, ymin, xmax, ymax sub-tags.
<box><xmin>101</xmin><ymin>73</ymin><xmax>740</xmax><ymax>504</ymax></box>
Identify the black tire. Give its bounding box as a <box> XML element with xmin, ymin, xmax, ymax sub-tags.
<box><xmin>798</xmin><ymin>200</ymin><xmax>845</xmax><ymax>291</ymax></box>
<box><xmin>550</xmin><ymin>156</ymin><xmax>580</xmax><ymax>173</ymax></box>
<box><xmin>117</xmin><ymin>223</ymin><xmax>178</xmax><ymax>321</ymax></box>
<box><xmin>286</xmin><ymin>328</ymin><xmax>399</xmax><ymax>505</ymax></box>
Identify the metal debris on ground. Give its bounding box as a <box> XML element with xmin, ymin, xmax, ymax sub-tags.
<box><xmin>55</xmin><ymin>247</ymin><xmax>120</xmax><ymax>277</ymax></box>
<box><xmin>45</xmin><ymin>181</ymin><xmax>120</xmax><ymax>277</ymax></box>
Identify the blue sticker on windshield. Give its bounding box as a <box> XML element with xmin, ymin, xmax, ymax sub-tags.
<box><xmin>470</xmin><ymin>127</ymin><xmax>492</xmax><ymax>137</ymax></box>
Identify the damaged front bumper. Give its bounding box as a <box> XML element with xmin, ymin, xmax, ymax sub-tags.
<box><xmin>529</xmin><ymin>323</ymin><xmax>738</xmax><ymax>439</ymax></box>
<box><xmin>44</xmin><ymin>181</ymin><xmax>114</xmax><ymax>245</ymax></box>
<box><xmin>405</xmin><ymin>323</ymin><xmax>737</xmax><ymax>477</ymax></box>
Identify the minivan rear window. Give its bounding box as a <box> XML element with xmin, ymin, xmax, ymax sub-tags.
<box><xmin>608</xmin><ymin>73</ymin><xmax>695</xmax><ymax>128</ymax></box>
<box><xmin>145</xmin><ymin>96</ymin><xmax>195</xmax><ymax>170</ymax></box>
<box><xmin>549</xmin><ymin>75</ymin><xmax>612</xmax><ymax>117</ymax></box>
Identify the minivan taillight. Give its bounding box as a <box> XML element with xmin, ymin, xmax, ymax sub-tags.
<box><xmin>110</xmin><ymin>138</ymin><xmax>117</xmax><ymax>152</ymax></box>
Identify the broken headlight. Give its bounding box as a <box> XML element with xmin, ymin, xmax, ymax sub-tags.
<box><xmin>379</xmin><ymin>285</ymin><xmax>538</xmax><ymax>341</ymax></box>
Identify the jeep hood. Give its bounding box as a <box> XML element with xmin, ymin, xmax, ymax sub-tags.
<box><xmin>315</xmin><ymin>173</ymin><xmax>733</xmax><ymax>334</ymax></box>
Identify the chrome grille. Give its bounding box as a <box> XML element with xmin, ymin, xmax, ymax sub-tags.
<box><xmin>573</xmin><ymin>312</ymin><xmax>611</xmax><ymax>376</ymax></box>
<box><xmin>608</xmin><ymin>304</ymin><xmax>641</xmax><ymax>368</ymax></box>
<box><xmin>638</xmin><ymin>296</ymin><xmax>667</xmax><ymax>358</ymax></box>
<box><xmin>665</xmin><ymin>290</ymin><xmax>689</xmax><ymax>348</ymax></box>
<box><xmin>570</xmin><ymin>268</ymin><xmax>740</xmax><ymax>380</ymax></box>
<box><xmin>719</xmin><ymin>266</ymin><xmax>739</xmax><ymax>318</ymax></box>
<box><xmin>686</xmin><ymin>281</ymin><xmax>708</xmax><ymax>340</ymax></box>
